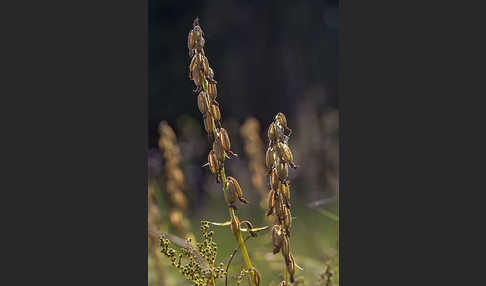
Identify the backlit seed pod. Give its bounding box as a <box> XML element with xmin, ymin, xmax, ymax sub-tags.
<box><xmin>275</xmin><ymin>198</ymin><xmax>284</xmax><ymax>222</ymax></box>
<box><xmin>252</xmin><ymin>267</ymin><xmax>261</xmax><ymax>286</ymax></box>
<box><xmin>275</xmin><ymin>112</ymin><xmax>288</xmax><ymax>129</ymax></box>
<box><xmin>187</xmin><ymin>30</ymin><xmax>195</xmax><ymax>51</ymax></box>
<box><xmin>280</xmin><ymin>143</ymin><xmax>294</xmax><ymax>165</ymax></box>
<box><xmin>197</xmin><ymin>91</ymin><xmax>207</xmax><ymax>113</ymax></box>
<box><xmin>208</xmin><ymin>150</ymin><xmax>219</xmax><ymax>174</ymax></box>
<box><xmin>281</xmin><ymin>235</ymin><xmax>290</xmax><ymax>258</ymax></box>
<box><xmin>277</xmin><ymin>162</ymin><xmax>288</xmax><ymax>180</ymax></box>
<box><xmin>283</xmin><ymin>206</ymin><xmax>292</xmax><ymax>230</ymax></box>
<box><xmin>227</xmin><ymin>181</ymin><xmax>236</xmax><ymax>205</ymax></box>
<box><xmin>193</xmin><ymin>69</ymin><xmax>202</xmax><ymax>87</ymax></box>
<box><xmin>202</xmin><ymin>55</ymin><xmax>210</xmax><ymax>76</ymax></box>
<box><xmin>266</xmin><ymin>148</ymin><xmax>276</xmax><ymax>169</ymax></box>
<box><xmin>231</xmin><ymin>216</ymin><xmax>240</xmax><ymax>237</ymax></box>
<box><xmin>281</xmin><ymin>182</ymin><xmax>290</xmax><ymax>203</ymax></box>
<box><xmin>268</xmin><ymin>122</ymin><xmax>276</xmax><ymax>141</ymax></box>
<box><xmin>190</xmin><ymin>54</ymin><xmax>197</xmax><ymax>72</ymax></box>
<box><xmin>203</xmin><ymin>113</ymin><xmax>214</xmax><ymax>133</ymax></box>
<box><xmin>219</xmin><ymin>128</ymin><xmax>231</xmax><ymax>151</ymax></box>
<box><xmin>271</xmin><ymin>169</ymin><xmax>279</xmax><ymax>190</ymax></box>
<box><xmin>213</xmin><ymin>138</ymin><xmax>225</xmax><ymax>163</ymax></box>
<box><xmin>288</xmin><ymin>254</ymin><xmax>296</xmax><ymax>281</ymax></box>
<box><xmin>228</xmin><ymin>176</ymin><xmax>248</xmax><ymax>204</ymax></box>
<box><xmin>208</xmin><ymin>67</ymin><xmax>215</xmax><ymax>81</ymax></box>
<box><xmin>208</xmin><ymin>82</ymin><xmax>217</xmax><ymax>100</ymax></box>
<box><xmin>272</xmin><ymin>225</ymin><xmax>283</xmax><ymax>252</ymax></box>
<box><xmin>193</xmin><ymin>24</ymin><xmax>203</xmax><ymax>41</ymax></box>
<box><xmin>267</xmin><ymin>189</ymin><xmax>275</xmax><ymax>212</ymax></box>
<box><xmin>210</xmin><ymin>102</ymin><xmax>221</xmax><ymax>122</ymax></box>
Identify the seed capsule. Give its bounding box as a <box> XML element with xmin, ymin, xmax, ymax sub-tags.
<box><xmin>228</xmin><ymin>176</ymin><xmax>248</xmax><ymax>204</ymax></box>
<box><xmin>268</xmin><ymin>122</ymin><xmax>276</xmax><ymax>141</ymax></box>
<box><xmin>227</xmin><ymin>181</ymin><xmax>236</xmax><ymax>205</ymax></box>
<box><xmin>288</xmin><ymin>254</ymin><xmax>296</xmax><ymax>282</ymax></box>
<box><xmin>210</xmin><ymin>102</ymin><xmax>221</xmax><ymax>122</ymax></box>
<box><xmin>280</xmin><ymin>143</ymin><xmax>294</xmax><ymax>165</ymax></box>
<box><xmin>275</xmin><ymin>197</ymin><xmax>284</xmax><ymax>223</ymax></box>
<box><xmin>188</xmin><ymin>30</ymin><xmax>195</xmax><ymax>51</ymax></box>
<box><xmin>265</xmin><ymin>148</ymin><xmax>276</xmax><ymax>169</ymax></box>
<box><xmin>193</xmin><ymin>69</ymin><xmax>202</xmax><ymax>87</ymax></box>
<box><xmin>219</xmin><ymin>128</ymin><xmax>231</xmax><ymax>151</ymax></box>
<box><xmin>271</xmin><ymin>169</ymin><xmax>279</xmax><ymax>190</ymax></box>
<box><xmin>281</xmin><ymin>182</ymin><xmax>290</xmax><ymax>204</ymax></box>
<box><xmin>283</xmin><ymin>206</ymin><xmax>292</xmax><ymax>230</ymax></box>
<box><xmin>272</xmin><ymin>225</ymin><xmax>283</xmax><ymax>253</ymax></box>
<box><xmin>203</xmin><ymin>113</ymin><xmax>214</xmax><ymax>133</ymax></box>
<box><xmin>266</xmin><ymin>189</ymin><xmax>275</xmax><ymax>215</ymax></box>
<box><xmin>197</xmin><ymin>91</ymin><xmax>207</xmax><ymax>113</ymax></box>
<box><xmin>208</xmin><ymin>150</ymin><xmax>219</xmax><ymax>174</ymax></box>
<box><xmin>275</xmin><ymin>112</ymin><xmax>288</xmax><ymax>129</ymax></box>
<box><xmin>208</xmin><ymin>82</ymin><xmax>217</xmax><ymax>100</ymax></box>
<box><xmin>212</xmin><ymin>138</ymin><xmax>225</xmax><ymax>163</ymax></box>
<box><xmin>281</xmin><ymin>235</ymin><xmax>290</xmax><ymax>258</ymax></box>
<box><xmin>189</xmin><ymin>54</ymin><xmax>197</xmax><ymax>73</ymax></box>
<box><xmin>252</xmin><ymin>267</ymin><xmax>261</xmax><ymax>286</ymax></box>
<box><xmin>202</xmin><ymin>55</ymin><xmax>210</xmax><ymax>77</ymax></box>
<box><xmin>278</xmin><ymin>162</ymin><xmax>288</xmax><ymax>181</ymax></box>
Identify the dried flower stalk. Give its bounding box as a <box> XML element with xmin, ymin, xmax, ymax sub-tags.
<box><xmin>265</xmin><ymin>112</ymin><xmax>298</xmax><ymax>284</ymax></box>
<box><xmin>158</xmin><ymin>121</ymin><xmax>190</xmax><ymax>236</ymax></box>
<box><xmin>188</xmin><ymin>17</ymin><xmax>260</xmax><ymax>286</ymax></box>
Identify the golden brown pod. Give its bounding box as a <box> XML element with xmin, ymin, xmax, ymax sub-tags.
<box><xmin>271</xmin><ymin>225</ymin><xmax>283</xmax><ymax>253</ymax></box>
<box><xmin>268</xmin><ymin>122</ymin><xmax>276</xmax><ymax>141</ymax></box>
<box><xmin>281</xmin><ymin>235</ymin><xmax>290</xmax><ymax>259</ymax></box>
<box><xmin>280</xmin><ymin>143</ymin><xmax>294</xmax><ymax>165</ymax></box>
<box><xmin>275</xmin><ymin>112</ymin><xmax>288</xmax><ymax>129</ymax></box>
<box><xmin>227</xmin><ymin>181</ymin><xmax>236</xmax><ymax>205</ymax></box>
<box><xmin>210</xmin><ymin>102</ymin><xmax>221</xmax><ymax>122</ymax></box>
<box><xmin>219</xmin><ymin>128</ymin><xmax>231</xmax><ymax>151</ymax></box>
<box><xmin>252</xmin><ymin>267</ymin><xmax>261</xmax><ymax>286</ymax></box>
<box><xmin>203</xmin><ymin>113</ymin><xmax>214</xmax><ymax>133</ymax></box>
<box><xmin>193</xmin><ymin>69</ymin><xmax>202</xmax><ymax>87</ymax></box>
<box><xmin>283</xmin><ymin>205</ymin><xmax>292</xmax><ymax>230</ymax></box>
<box><xmin>212</xmin><ymin>138</ymin><xmax>225</xmax><ymax>163</ymax></box>
<box><xmin>228</xmin><ymin>176</ymin><xmax>248</xmax><ymax>204</ymax></box>
<box><xmin>266</xmin><ymin>148</ymin><xmax>276</xmax><ymax>169</ymax></box>
<box><xmin>208</xmin><ymin>150</ymin><xmax>219</xmax><ymax>174</ymax></box>
<box><xmin>271</xmin><ymin>168</ymin><xmax>279</xmax><ymax>190</ymax></box>
<box><xmin>189</xmin><ymin>54</ymin><xmax>197</xmax><ymax>73</ymax></box>
<box><xmin>275</xmin><ymin>197</ymin><xmax>284</xmax><ymax>222</ymax></box>
<box><xmin>202</xmin><ymin>55</ymin><xmax>210</xmax><ymax>76</ymax></box>
<box><xmin>187</xmin><ymin>29</ymin><xmax>195</xmax><ymax>50</ymax></box>
<box><xmin>266</xmin><ymin>189</ymin><xmax>275</xmax><ymax>214</ymax></box>
<box><xmin>208</xmin><ymin>82</ymin><xmax>217</xmax><ymax>100</ymax></box>
<box><xmin>277</xmin><ymin>162</ymin><xmax>288</xmax><ymax>181</ymax></box>
<box><xmin>288</xmin><ymin>254</ymin><xmax>295</xmax><ymax>282</ymax></box>
<box><xmin>197</xmin><ymin>91</ymin><xmax>207</xmax><ymax>114</ymax></box>
<box><xmin>281</xmin><ymin>182</ymin><xmax>290</xmax><ymax>203</ymax></box>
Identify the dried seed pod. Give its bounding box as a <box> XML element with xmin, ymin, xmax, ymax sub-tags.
<box><xmin>268</xmin><ymin>122</ymin><xmax>276</xmax><ymax>142</ymax></box>
<box><xmin>190</xmin><ymin>54</ymin><xmax>197</xmax><ymax>72</ymax></box>
<box><xmin>275</xmin><ymin>112</ymin><xmax>288</xmax><ymax>129</ymax></box>
<box><xmin>265</xmin><ymin>148</ymin><xmax>276</xmax><ymax>169</ymax></box>
<box><xmin>208</xmin><ymin>150</ymin><xmax>219</xmax><ymax>174</ymax></box>
<box><xmin>272</xmin><ymin>225</ymin><xmax>283</xmax><ymax>253</ymax></box>
<box><xmin>210</xmin><ymin>102</ymin><xmax>221</xmax><ymax>122</ymax></box>
<box><xmin>219</xmin><ymin>128</ymin><xmax>231</xmax><ymax>151</ymax></box>
<box><xmin>208</xmin><ymin>82</ymin><xmax>217</xmax><ymax>100</ymax></box>
<box><xmin>275</xmin><ymin>197</ymin><xmax>284</xmax><ymax>223</ymax></box>
<box><xmin>271</xmin><ymin>168</ymin><xmax>279</xmax><ymax>190</ymax></box>
<box><xmin>283</xmin><ymin>206</ymin><xmax>292</xmax><ymax>230</ymax></box>
<box><xmin>228</xmin><ymin>176</ymin><xmax>248</xmax><ymax>204</ymax></box>
<box><xmin>281</xmin><ymin>235</ymin><xmax>290</xmax><ymax>259</ymax></box>
<box><xmin>197</xmin><ymin>91</ymin><xmax>207</xmax><ymax>113</ymax></box>
<box><xmin>288</xmin><ymin>254</ymin><xmax>295</xmax><ymax>282</ymax></box>
<box><xmin>193</xmin><ymin>69</ymin><xmax>202</xmax><ymax>87</ymax></box>
<box><xmin>277</xmin><ymin>162</ymin><xmax>288</xmax><ymax>181</ymax></box>
<box><xmin>188</xmin><ymin>29</ymin><xmax>195</xmax><ymax>54</ymax></box>
<box><xmin>252</xmin><ymin>267</ymin><xmax>261</xmax><ymax>286</ymax></box>
<box><xmin>202</xmin><ymin>55</ymin><xmax>210</xmax><ymax>76</ymax></box>
<box><xmin>227</xmin><ymin>181</ymin><xmax>236</xmax><ymax>205</ymax></box>
<box><xmin>212</xmin><ymin>138</ymin><xmax>225</xmax><ymax>163</ymax></box>
<box><xmin>203</xmin><ymin>113</ymin><xmax>214</xmax><ymax>133</ymax></box>
<box><xmin>266</xmin><ymin>189</ymin><xmax>275</xmax><ymax>216</ymax></box>
<box><xmin>281</xmin><ymin>182</ymin><xmax>290</xmax><ymax>206</ymax></box>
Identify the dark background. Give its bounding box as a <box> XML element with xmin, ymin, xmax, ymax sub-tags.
<box><xmin>149</xmin><ymin>0</ymin><xmax>339</xmax><ymax>148</ymax></box>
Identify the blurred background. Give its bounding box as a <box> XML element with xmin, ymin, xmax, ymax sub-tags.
<box><xmin>149</xmin><ymin>1</ymin><xmax>339</xmax><ymax>285</ymax></box>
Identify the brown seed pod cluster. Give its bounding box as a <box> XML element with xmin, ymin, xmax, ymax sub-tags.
<box><xmin>187</xmin><ymin>18</ymin><xmax>260</xmax><ymax>286</ymax></box>
<box><xmin>158</xmin><ymin>121</ymin><xmax>190</xmax><ymax>236</ymax></box>
<box><xmin>266</xmin><ymin>113</ymin><xmax>297</xmax><ymax>283</ymax></box>
<box><xmin>240</xmin><ymin>118</ymin><xmax>267</xmax><ymax>204</ymax></box>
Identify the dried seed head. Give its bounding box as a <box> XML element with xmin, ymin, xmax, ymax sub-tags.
<box><xmin>268</xmin><ymin>122</ymin><xmax>276</xmax><ymax>142</ymax></box>
<box><xmin>288</xmin><ymin>254</ymin><xmax>296</xmax><ymax>281</ymax></box>
<box><xmin>210</xmin><ymin>102</ymin><xmax>221</xmax><ymax>122</ymax></box>
<box><xmin>281</xmin><ymin>235</ymin><xmax>290</xmax><ymax>259</ymax></box>
<box><xmin>219</xmin><ymin>128</ymin><xmax>231</xmax><ymax>151</ymax></box>
<box><xmin>208</xmin><ymin>150</ymin><xmax>219</xmax><ymax>174</ymax></box>
<box><xmin>228</xmin><ymin>176</ymin><xmax>248</xmax><ymax>204</ymax></box>
<box><xmin>203</xmin><ymin>113</ymin><xmax>214</xmax><ymax>134</ymax></box>
<box><xmin>197</xmin><ymin>91</ymin><xmax>207</xmax><ymax>114</ymax></box>
<box><xmin>277</xmin><ymin>162</ymin><xmax>288</xmax><ymax>181</ymax></box>
<box><xmin>252</xmin><ymin>267</ymin><xmax>261</xmax><ymax>286</ymax></box>
<box><xmin>212</xmin><ymin>138</ymin><xmax>225</xmax><ymax>163</ymax></box>
<box><xmin>208</xmin><ymin>82</ymin><xmax>217</xmax><ymax>100</ymax></box>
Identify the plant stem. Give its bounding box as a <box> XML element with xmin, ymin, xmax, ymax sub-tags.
<box><xmin>202</xmin><ymin>79</ymin><xmax>256</xmax><ymax>286</ymax></box>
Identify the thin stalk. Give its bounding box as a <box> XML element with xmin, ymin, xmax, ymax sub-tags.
<box><xmin>202</xmin><ymin>79</ymin><xmax>256</xmax><ymax>286</ymax></box>
<box><xmin>284</xmin><ymin>262</ymin><xmax>289</xmax><ymax>285</ymax></box>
